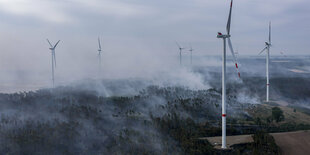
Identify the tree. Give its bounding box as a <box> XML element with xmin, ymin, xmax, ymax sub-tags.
<box><xmin>272</xmin><ymin>107</ymin><xmax>285</xmax><ymax>123</ymax></box>
<box><xmin>255</xmin><ymin>117</ymin><xmax>262</xmax><ymax>125</ymax></box>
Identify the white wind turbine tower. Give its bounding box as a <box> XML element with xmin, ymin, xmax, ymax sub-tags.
<box><xmin>216</xmin><ymin>0</ymin><xmax>240</xmax><ymax>149</ymax></box>
<box><xmin>189</xmin><ymin>44</ymin><xmax>194</xmax><ymax>65</ymax></box>
<box><xmin>259</xmin><ymin>22</ymin><xmax>272</xmax><ymax>102</ymax></box>
<box><xmin>98</xmin><ymin>37</ymin><xmax>102</xmax><ymax>77</ymax></box>
<box><xmin>176</xmin><ymin>42</ymin><xmax>186</xmax><ymax>65</ymax></box>
<box><xmin>47</xmin><ymin>39</ymin><xmax>60</xmax><ymax>88</ymax></box>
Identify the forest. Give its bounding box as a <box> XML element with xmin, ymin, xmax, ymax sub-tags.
<box><xmin>0</xmin><ymin>83</ymin><xmax>308</xmax><ymax>154</ymax></box>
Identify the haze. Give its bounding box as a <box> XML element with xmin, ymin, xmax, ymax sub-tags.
<box><xmin>0</xmin><ymin>0</ymin><xmax>309</xmax><ymax>92</ymax></box>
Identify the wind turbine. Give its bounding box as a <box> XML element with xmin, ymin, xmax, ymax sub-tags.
<box><xmin>259</xmin><ymin>22</ymin><xmax>272</xmax><ymax>102</ymax></box>
<box><xmin>176</xmin><ymin>42</ymin><xmax>185</xmax><ymax>65</ymax></box>
<box><xmin>189</xmin><ymin>44</ymin><xmax>194</xmax><ymax>65</ymax></box>
<box><xmin>47</xmin><ymin>39</ymin><xmax>60</xmax><ymax>88</ymax></box>
<box><xmin>216</xmin><ymin>0</ymin><xmax>240</xmax><ymax>149</ymax></box>
<box><xmin>98</xmin><ymin>37</ymin><xmax>102</xmax><ymax>77</ymax></box>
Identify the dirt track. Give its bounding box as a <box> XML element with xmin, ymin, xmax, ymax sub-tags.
<box><xmin>202</xmin><ymin>135</ymin><xmax>253</xmax><ymax>149</ymax></box>
<box><xmin>271</xmin><ymin>130</ymin><xmax>310</xmax><ymax>155</ymax></box>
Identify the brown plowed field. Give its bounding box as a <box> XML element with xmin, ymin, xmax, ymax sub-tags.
<box><xmin>204</xmin><ymin>130</ymin><xmax>310</xmax><ymax>154</ymax></box>
<box><xmin>271</xmin><ymin>130</ymin><xmax>310</xmax><ymax>155</ymax></box>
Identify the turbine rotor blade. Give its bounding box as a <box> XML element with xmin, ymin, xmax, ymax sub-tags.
<box><xmin>226</xmin><ymin>0</ymin><xmax>233</xmax><ymax>35</ymax></box>
<box><xmin>47</xmin><ymin>39</ymin><xmax>53</xmax><ymax>48</ymax></box>
<box><xmin>259</xmin><ymin>47</ymin><xmax>267</xmax><ymax>55</ymax></box>
<box><xmin>280</xmin><ymin>51</ymin><xmax>287</xmax><ymax>57</ymax></box>
<box><xmin>227</xmin><ymin>38</ymin><xmax>241</xmax><ymax>78</ymax></box>
<box><xmin>54</xmin><ymin>40</ymin><xmax>60</xmax><ymax>49</ymax></box>
<box><xmin>269</xmin><ymin>22</ymin><xmax>271</xmax><ymax>44</ymax></box>
<box><xmin>176</xmin><ymin>42</ymin><xmax>182</xmax><ymax>49</ymax></box>
<box><xmin>98</xmin><ymin>38</ymin><xmax>102</xmax><ymax>50</ymax></box>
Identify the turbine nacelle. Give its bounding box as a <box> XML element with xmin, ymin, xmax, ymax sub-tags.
<box><xmin>176</xmin><ymin>42</ymin><xmax>185</xmax><ymax>51</ymax></box>
<box><xmin>265</xmin><ymin>42</ymin><xmax>271</xmax><ymax>46</ymax></box>
<box><xmin>217</xmin><ymin>32</ymin><xmax>230</xmax><ymax>38</ymax></box>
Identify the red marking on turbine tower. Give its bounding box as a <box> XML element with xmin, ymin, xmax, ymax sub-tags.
<box><xmin>222</xmin><ymin>114</ymin><xmax>227</xmax><ymax>117</ymax></box>
<box><xmin>235</xmin><ymin>63</ymin><xmax>241</xmax><ymax>78</ymax></box>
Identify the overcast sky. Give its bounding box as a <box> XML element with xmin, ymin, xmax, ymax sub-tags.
<box><xmin>0</xmin><ymin>0</ymin><xmax>309</xmax><ymax>91</ymax></box>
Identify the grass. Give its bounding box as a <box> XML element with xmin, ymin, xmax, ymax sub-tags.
<box><xmin>248</xmin><ymin>103</ymin><xmax>310</xmax><ymax>125</ymax></box>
